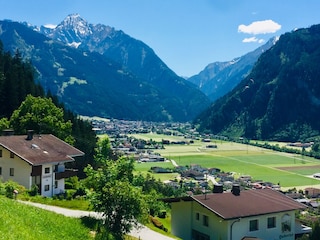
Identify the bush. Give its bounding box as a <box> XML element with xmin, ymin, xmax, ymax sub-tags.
<box><xmin>149</xmin><ymin>215</ymin><xmax>167</xmax><ymax>231</ymax></box>
<box><xmin>28</xmin><ymin>184</ymin><xmax>39</xmax><ymax>196</ymax></box>
<box><xmin>4</xmin><ymin>181</ymin><xmax>22</xmax><ymax>199</ymax></box>
<box><xmin>73</xmin><ymin>187</ymin><xmax>87</xmax><ymax>198</ymax></box>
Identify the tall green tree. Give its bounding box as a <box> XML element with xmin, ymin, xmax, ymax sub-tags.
<box><xmin>10</xmin><ymin>94</ymin><xmax>74</xmax><ymax>144</ymax></box>
<box><xmin>85</xmin><ymin>142</ymin><xmax>148</xmax><ymax>240</ymax></box>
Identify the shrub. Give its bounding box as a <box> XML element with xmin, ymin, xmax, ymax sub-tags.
<box><xmin>28</xmin><ymin>184</ymin><xmax>39</xmax><ymax>196</ymax></box>
<box><xmin>5</xmin><ymin>181</ymin><xmax>15</xmax><ymax>199</ymax></box>
<box><xmin>149</xmin><ymin>215</ymin><xmax>167</xmax><ymax>231</ymax></box>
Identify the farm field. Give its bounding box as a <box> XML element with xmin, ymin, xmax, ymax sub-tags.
<box><xmin>130</xmin><ymin>134</ymin><xmax>320</xmax><ymax>189</ymax></box>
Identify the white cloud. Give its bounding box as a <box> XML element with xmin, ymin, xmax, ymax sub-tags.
<box><xmin>242</xmin><ymin>37</ymin><xmax>265</xmax><ymax>44</ymax></box>
<box><xmin>238</xmin><ymin>20</ymin><xmax>281</xmax><ymax>35</ymax></box>
<box><xmin>242</xmin><ymin>37</ymin><xmax>257</xmax><ymax>43</ymax></box>
<box><xmin>44</xmin><ymin>24</ymin><xmax>57</xmax><ymax>29</ymax></box>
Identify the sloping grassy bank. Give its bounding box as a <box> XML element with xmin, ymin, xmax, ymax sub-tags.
<box><xmin>0</xmin><ymin>196</ymin><xmax>93</xmax><ymax>240</ymax></box>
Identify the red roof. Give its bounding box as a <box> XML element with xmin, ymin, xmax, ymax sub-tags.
<box><xmin>0</xmin><ymin>134</ymin><xmax>84</xmax><ymax>165</ymax></box>
<box><xmin>164</xmin><ymin>189</ymin><xmax>306</xmax><ymax>220</ymax></box>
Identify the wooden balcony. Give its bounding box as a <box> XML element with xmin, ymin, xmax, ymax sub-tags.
<box><xmin>55</xmin><ymin>169</ymin><xmax>78</xmax><ymax>180</ymax></box>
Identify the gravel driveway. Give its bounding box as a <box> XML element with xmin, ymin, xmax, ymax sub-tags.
<box><xmin>19</xmin><ymin>201</ymin><xmax>176</xmax><ymax>240</ymax></box>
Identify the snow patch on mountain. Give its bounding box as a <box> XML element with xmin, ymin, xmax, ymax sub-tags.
<box><xmin>68</xmin><ymin>42</ymin><xmax>81</xmax><ymax>48</ymax></box>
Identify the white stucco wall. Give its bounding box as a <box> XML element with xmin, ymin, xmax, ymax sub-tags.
<box><xmin>193</xmin><ymin>201</ymin><xmax>228</xmax><ymax>240</ymax></box>
<box><xmin>0</xmin><ymin>147</ymin><xmax>32</xmax><ymax>189</ymax></box>
<box><xmin>232</xmin><ymin>211</ymin><xmax>296</xmax><ymax>240</ymax></box>
<box><xmin>171</xmin><ymin>201</ymin><xmax>193</xmax><ymax>240</ymax></box>
<box><xmin>54</xmin><ymin>178</ymin><xmax>65</xmax><ymax>195</ymax></box>
<box><xmin>41</xmin><ymin>164</ymin><xmax>54</xmax><ymax>197</ymax></box>
<box><xmin>171</xmin><ymin>199</ymin><xmax>297</xmax><ymax>240</ymax></box>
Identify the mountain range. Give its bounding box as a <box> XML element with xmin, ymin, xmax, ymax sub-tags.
<box><xmin>187</xmin><ymin>37</ymin><xmax>278</xmax><ymax>101</ymax></box>
<box><xmin>195</xmin><ymin>24</ymin><xmax>320</xmax><ymax>141</ymax></box>
<box><xmin>2</xmin><ymin>14</ymin><xmax>319</xmax><ymax>142</ymax></box>
<box><xmin>0</xmin><ymin>14</ymin><xmax>211</xmax><ymax>122</ymax></box>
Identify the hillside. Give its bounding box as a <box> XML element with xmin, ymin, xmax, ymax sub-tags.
<box><xmin>195</xmin><ymin>24</ymin><xmax>320</xmax><ymax>141</ymax></box>
<box><xmin>0</xmin><ymin>16</ymin><xmax>210</xmax><ymax>122</ymax></box>
<box><xmin>0</xmin><ymin>197</ymin><xmax>93</xmax><ymax>239</ymax></box>
<box><xmin>187</xmin><ymin>37</ymin><xmax>277</xmax><ymax>101</ymax></box>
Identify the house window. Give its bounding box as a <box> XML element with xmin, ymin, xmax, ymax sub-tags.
<box><xmin>10</xmin><ymin>152</ymin><xmax>14</xmax><ymax>158</ymax></box>
<box><xmin>9</xmin><ymin>168</ymin><xmax>14</xmax><ymax>176</ymax></box>
<box><xmin>0</xmin><ymin>167</ymin><xmax>2</xmax><ymax>175</ymax></box>
<box><xmin>0</xmin><ymin>150</ymin><xmax>2</xmax><ymax>157</ymax></box>
<box><xmin>196</xmin><ymin>212</ymin><xmax>200</xmax><ymax>221</ymax></box>
<box><xmin>250</xmin><ymin>219</ymin><xmax>259</xmax><ymax>231</ymax></box>
<box><xmin>203</xmin><ymin>215</ymin><xmax>209</xmax><ymax>227</ymax></box>
<box><xmin>45</xmin><ymin>167</ymin><xmax>50</xmax><ymax>174</ymax></box>
<box><xmin>268</xmin><ymin>217</ymin><xmax>276</xmax><ymax>228</ymax></box>
<box><xmin>55</xmin><ymin>181</ymin><xmax>58</xmax><ymax>189</ymax></box>
<box><xmin>44</xmin><ymin>185</ymin><xmax>50</xmax><ymax>191</ymax></box>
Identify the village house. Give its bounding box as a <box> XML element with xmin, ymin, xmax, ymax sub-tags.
<box><xmin>0</xmin><ymin>131</ymin><xmax>84</xmax><ymax>197</ymax></box>
<box><xmin>163</xmin><ymin>186</ymin><xmax>310</xmax><ymax>240</ymax></box>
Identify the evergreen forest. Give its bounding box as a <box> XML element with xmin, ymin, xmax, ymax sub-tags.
<box><xmin>195</xmin><ymin>24</ymin><xmax>320</xmax><ymax>143</ymax></box>
<box><xmin>0</xmin><ymin>41</ymin><xmax>97</xmax><ymax>178</ymax></box>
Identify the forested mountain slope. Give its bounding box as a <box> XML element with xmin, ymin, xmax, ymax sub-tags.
<box><xmin>0</xmin><ymin>16</ymin><xmax>210</xmax><ymax>122</ymax></box>
<box><xmin>188</xmin><ymin>37</ymin><xmax>277</xmax><ymax>101</ymax></box>
<box><xmin>195</xmin><ymin>24</ymin><xmax>320</xmax><ymax>141</ymax></box>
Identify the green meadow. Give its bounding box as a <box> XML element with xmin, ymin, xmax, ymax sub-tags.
<box><xmin>131</xmin><ymin>134</ymin><xmax>320</xmax><ymax>189</ymax></box>
<box><xmin>0</xmin><ymin>197</ymin><xmax>93</xmax><ymax>240</ymax></box>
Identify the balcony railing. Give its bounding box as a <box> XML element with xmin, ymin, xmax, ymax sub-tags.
<box><xmin>55</xmin><ymin>169</ymin><xmax>78</xmax><ymax>180</ymax></box>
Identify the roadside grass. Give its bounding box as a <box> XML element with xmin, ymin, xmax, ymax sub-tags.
<box><xmin>19</xmin><ymin>194</ymin><xmax>91</xmax><ymax>211</ymax></box>
<box><xmin>0</xmin><ymin>196</ymin><xmax>93</xmax><ymax>240</ymax></box>
<box><xmin>146</xmin><ymin>214</ymin><xmax>181</xmax><ymax>240</ymax></box>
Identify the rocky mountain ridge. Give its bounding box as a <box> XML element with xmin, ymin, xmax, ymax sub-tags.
<box><xmin>0</xmin><ymin>15</ymin><xmax>210</xmax><ymax>122</ymax></box>
<box><xmin>188</xmin><ymin>37</ymin><xmax>278</xmax><ymax>101</ymax></box>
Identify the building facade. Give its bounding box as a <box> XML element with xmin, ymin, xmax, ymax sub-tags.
<box><xmin>0</xmin><ymin>132</ymin><xmax>84</xmax><ymax>197</ymax></box>
<box><xmin>164</xmin><ymin>187</ymin><xmax>309</xmax><ymax>240</ymax></box>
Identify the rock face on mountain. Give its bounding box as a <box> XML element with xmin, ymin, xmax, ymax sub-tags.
<box><xmin>188</xmin><ymin>37</ymin><xmax>277</xmax><ymax>101</ymax></box>
<box><xmin>0</xmin><ymin>15</ymin><xmax>210</xmax><ymax>122</ymax></box>
<box><xmin>195</xmin><ymin>24</ymin><xmax>320</xmax><ymax>141</ymax></box>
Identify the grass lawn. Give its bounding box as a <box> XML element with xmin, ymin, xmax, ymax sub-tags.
<box><xmin>131</xmin><ymin>134</ymin><xmax>320</xmax><ymax>189</ymax></box>
<box><xmin>0</xmin><ymin>196</ymin><xmax>93</xmax><ymax>240</ymax></box>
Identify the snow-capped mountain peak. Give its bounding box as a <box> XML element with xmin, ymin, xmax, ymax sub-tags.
<box><xmin>40</xmin><ymin>14</ymin><xmax>118</xmax><ymax>50</ymax></box>
<box><xmin>45</xmin><ymin>13</ymin><xmax>93</xmax><ymax>46</ymax></box>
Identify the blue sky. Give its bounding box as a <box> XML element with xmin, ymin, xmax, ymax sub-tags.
<box><xmin>1</xmin><ymin>0</ymin><xmax>320</xmax><ymax>77</ymax></box>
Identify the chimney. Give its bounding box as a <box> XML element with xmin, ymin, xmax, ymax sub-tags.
<box><xmin>26</xmin><ymin>130</ymin><xmax>34</xmax><ymax>140</ymax></box>
<box><xmin>213</xmin><ymin>183</ymin><xmax>224</xmax><ymax>193</ymax></box>
<box><xmin>231</xmin><ymin>184</ymin><xmax>240</xmax><ymax>196</ymax></box>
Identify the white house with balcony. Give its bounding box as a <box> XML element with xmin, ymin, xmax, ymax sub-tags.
<box><xmin>163</xmin><ymin>186</ymin><xmax>311</xmax><ymax>240</ymax></box>
<box><xmin>0</xmin><ymin>131</ymin><xmax>84</xmax><ymax>197</ymax></box>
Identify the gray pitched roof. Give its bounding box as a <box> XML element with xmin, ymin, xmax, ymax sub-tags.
<box><xmin>0</xmin><ymin>134</ymin><xmax>84</xmax><ymax>165</ymax></box>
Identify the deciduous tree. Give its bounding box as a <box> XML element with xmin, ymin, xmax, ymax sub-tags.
<box><xmin>9</xmin><ymin>94</ymin><xmax>74</xmax><ymax>144</ymax></box>
<box><xmin>85</xmin><ymin>152</ymin><xmax>148</xmax><ymax>240</ymax></box>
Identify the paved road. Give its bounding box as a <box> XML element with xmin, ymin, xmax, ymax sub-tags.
<box><xmin>19</xmin><ymin>201</ymin><xmax>175</xmax><ymax>240</ymax></box>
